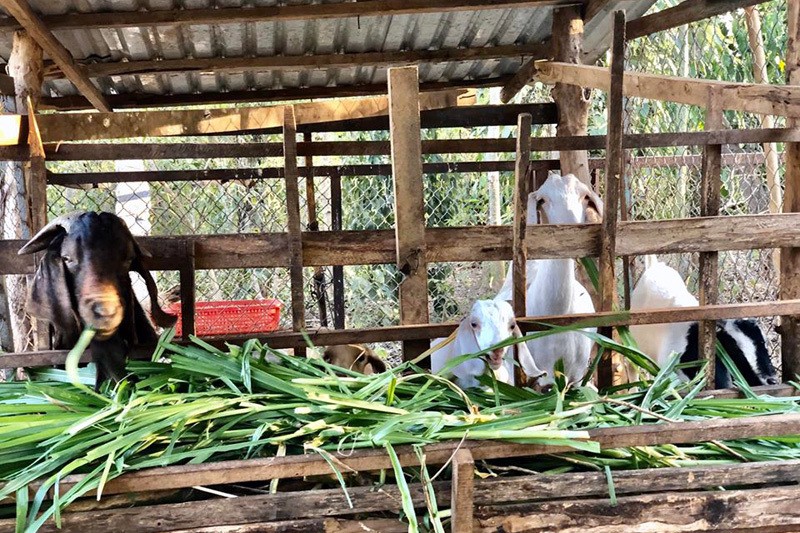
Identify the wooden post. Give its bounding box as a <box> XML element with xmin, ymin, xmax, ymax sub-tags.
<box><xmin>782</xmin><ymin>0</ymin><xmax>800</xmax><ymax>381</ymax></box>
<box><xmin>303</xmin><ymin>131</ymin><xmax>329</xmax><ymax>328</ymax></box>
<box><xmin>598</xmin><ymin>11</ymin><xmax>626</xmax><ymax>390</ymax></box>
<box><xmin>284</xmin><ymin>106</ymin><xmax>306</xmax><ymax>356</ymax></box>
<box><xmin>388</xmin><ymin>66</ymin><xmax>429</xmax><ymax>360</ymax></box>
<box><xmin>450</xmin><ymin>448</ymin><xmax>475</xmax><ymax>533</ymax></box>
<box><xmin>3</xmin><ymin>30</ymin><xmax>42</xmax><ymax>353</ymax></box>
<box><xmin>178</xmin><ymin>241</ymin><xmax>196</xmax><ymax>340</ymax></box>
<box><xmin>513</xmin><ymin>113</ymin><xmax>532</xmax><ymax>385</ymax></box>
<box><xmin>330</xmin><ymin>171</ymin><xmax>346</xmax><ymax>330</ymax></box>
<box><xmin>699</xmin><ymin>88</ymin><xmax>723</xmax><ymax>388</ymax></box>
<box><xmin>551</xmin><ymin>4</ymin><xmax>591</xmax><ymax>186</ymax></box>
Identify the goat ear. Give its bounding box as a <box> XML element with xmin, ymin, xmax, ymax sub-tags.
<box><xmin>131</xmin><ymin>246</ymin><xmax>177</xmax><ymax>329</ymax></box>
<box><xmin>18</xmin><ymin>212</ymin><xmax>83</xmax><ymax>255</ymax></box>
<box><xmin>28</xmin><ymin>249</ymin><xmax>80</xmax><ymax>343</ymax></box>
<box><xmin>583</xmin><ymin>188</ymin><xmax>604</xmax><ymax>222</ymax></box>
<box><xmin>513</xmin><ymin>324</ymin><xmax>546</xmax><ymax>380</ymax></box>
<box><xmin>367</xmin><ymin>355</ymin><xmax>387</xmax><ymax>374</ymax></box>
<box><xmin>526</xmin><ymin>192</ymin><xmax>539</xmax><ymax>225</ymax></box>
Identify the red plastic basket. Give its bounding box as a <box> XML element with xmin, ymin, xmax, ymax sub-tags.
<box><xmin>166</xmin><ymin>299</ymin><xmax>282</xmax><ymax>337</ymax></box>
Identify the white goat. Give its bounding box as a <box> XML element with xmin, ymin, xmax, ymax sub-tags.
<box><xmin>522</xmin><ymin>174</ymin><xmax>603</xmax><ymax>387</ymax></box>
<box><xmin>430</xmin><ymin>299</ymin><xmax>544</xmax><ymax>389</ymax></box>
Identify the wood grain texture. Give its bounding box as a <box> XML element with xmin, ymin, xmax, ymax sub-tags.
<box><xmin>781</xmin><ymin>0</ymin><xmax>800</xmax><ymax>381</ymax></box>
<box><xmin>451</xmin><ymin>449</ymin><xmax>475</xmax><ymax>533</ymax></box>
<box><xmin>284</xmin><ymin>107</ymin><xmax>305</xmax><ymax>335</ymax></box>
<box><xmin>698</xmin><ymin>88</ymin><xmax>723</xmax><ymax>387</ymax></box>
<box><xmin>534</xmin><ymin>61</ymin><xmax>800</xmax><ymax>118</ymax></box>
<box><xmin>389</xmin><ymin>66</ymin><xmax>429</xmax><ymax>360</ymax></box>
<box><xmin>513</xmin><ymin>113</ymin><xmax>532</xmax><ymax>319</ymax></box>
<box><xmin>0</xmin><ymin>1</ymin><xmax>110</xmax><ymax>112</ymax></box>
<box><xmin>37</xmin><ymin>91</ymin><xmax>463</xmax><ymax>142</ymax></box>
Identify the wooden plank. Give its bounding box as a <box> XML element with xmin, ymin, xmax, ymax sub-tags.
<box><xmin>512</xmin><ymin>113</ymin><xmax>532</xmax><ymax>319</ymax></box>
<box><xmin>534</xmin><ymin>61</ymin><xmax>800</xmax><ymax>118</ymax></box>
<box><xmin>37</xmin><ymin>91</ymin><xmax>466</xmax><ymax>142</ymax></box>
<box><xmin>3</xmin><ymin>213</ymin><xmax>800</xmax><ymax>276</ymax></box>
<box><xmin>698</xmin><ymin>88</ymin><xmax>723</xmax><ymax>387</ymax></box>
<box><xmin>0</xmin><ymin>0</ymin><xmax>580</xmax><ymax>30</ymax></box>
<box><xmin>451</xmin><ymin>449</ymin><xmax>475</xmax><ymax>533</ymax></box>
<box><xmin>0</xmin><ymin>1</ymin><xmax>110</xmax><ymax>112</ymax></box>
<box><xmin>389</xmin><ymin>66</ymin><xmax>429</xmax><ymax>360</ymax></box>
<box><xmin>283</xmin><ymin>107</ymin><xmax>305</xmax><ymax>340</ymax></box>
<box><xmin>330</xmin><ymin>172</ymin><xmax>346</xmax><ymax>330</ymax></box>
<box><xmin>29</xmin><ymin>413</ymin><xmax>800</xmax><ymax>498</ymax></box>
<box><xmin>513</xmin><ymin>114</ymin><xmax>532</xmax><ymax>385</ymax></box>
<box><xmin>627</xmin><ymin>0</ymin><xmax>768</xmax><ymax>40</ymax></box>
<box><xmin>49</xmin><ymin>43</ymin><xmax>548</xmax><ymax>81</ymax></box>
<box><xmin>42</xmin><ymin>128</ymin><xmax>800</xmax><ymax>162</ymax></box>
<box><xmin>781</xmin><ymin>0</ymin><xmax>800</xmax><ymax>381</ymax></box>
<box><xmin>39</xmin><ymin>77</ymin><xmax>510</xmax><ymax>112</ymax></box>
<box><xmin>597</xmin><ymin>11</ymin><xmax>625</xmax><ymax>389</ymax></box>
<box><xmin>484</xmin><ymin>485</ymin><xmax>800</xmax><ymax>532</ymax></box>
<box><xmin>178</xmin><ymin>242</ymin><xmax>196</xmax><ymax>339</ymax></box>
<box><xmin>6</xmin><ymin>299</ymin><xmax>800</xmax><ymax>366</ymax></box>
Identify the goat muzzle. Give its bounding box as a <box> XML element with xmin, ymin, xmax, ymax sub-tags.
<box><xmin>80</xmin><ymin>294</ymin><xmax>124</xmax><ymax>338</ymax></box>
<box><xmin>488</xmin><ymin>348</ymin><xmax>505</xmax><ymax>370</ymax></box>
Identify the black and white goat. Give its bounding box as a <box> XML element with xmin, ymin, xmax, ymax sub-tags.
<box><xmin>630</xmin><ymin>256</ymin><xmax>778</xmax><ymax>388</ymax></box>
<box><xmin>18</xmin><ymin>211</ymin><xmax>176</xmax><ymax>390</ymax></box>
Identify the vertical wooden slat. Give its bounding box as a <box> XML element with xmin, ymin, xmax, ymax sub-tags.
<box><xmin>179</xmin><ymin>241</ymin><xmax>196</xmax><ymax>340</ymax></box>
<box><xmin>388</xmin><ymin>66</ymin><xmax>429</xmax><ymax>360</ymax></box>
<box><xmin>513</xmin><ymin>113</ymin><xmax>532</xmax><ymax>385</ymax></box>
<box><xmin>284</xmin><ymin>106</ymin><xmax>305</xmax><ymax>355</ymax></box>
<box><xmin>26</xmin><ymin>103</ymin><xmax>48</xmax><ymax>349</ymax></box>
<box><xmin>598</xmin><ymin>10</ymin><xmax>626</xmax><ymax>389</ymax></box>
<box><xmin>303</xmin><ymin>130</ymin><xmax>328</xmax><ymax>329</ymax></box>
<box><xmin>782</xmin><ymin>0</ymin><xmax>800</xmax><ymax>381</ymax></box>
<box><xmin>699</xmin><ymin>88</ymin><xmax>723</xmax><ymax>388</ymax></box>
<box><xmin>330</xmin><ymin>171</ymin><xmax>346</xmax><ymax>330</ymax></box>
<box><xmin>450</xmin><ymin>448</ymin><xmax>475</xmax><ymax>533</ymax></box>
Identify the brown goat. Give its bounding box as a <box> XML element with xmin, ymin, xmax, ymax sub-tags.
<box><xmin>322</xmin><ymin>344</ymin><xmax>387</xmax><ymax>375</ymax></box>
<box><xmin>18</xmin><ymin>211</ymin><xmax>175</xmax><ymax>389</ymax></box>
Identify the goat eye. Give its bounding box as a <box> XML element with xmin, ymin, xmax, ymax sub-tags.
<box><xmin>537</xmin><ymin>198</ymin><xmax>545</xmax><ymax>206</ymax></box>
<box><xmin>470</xmin><ymin>321</ymin><xmax>478</xmax><ymax>329</ymax></box>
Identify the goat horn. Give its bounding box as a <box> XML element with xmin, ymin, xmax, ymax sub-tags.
<box><xmin>18</xmin><ymin>211</ymin><xmax>84</xmax><ymax>255</ymax></box>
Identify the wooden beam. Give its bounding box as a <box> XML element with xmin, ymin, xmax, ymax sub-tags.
<box><xmin>627</xmin><ymin>0</ymin><xmax>768</xmax><ymax>40</ymax></box>
<box><xmin>698</xmin><ymin>89</ymin><xmax>723</xmax><ymax>388</ymax></box>
<box><xmin>283</xmin><ymin>107</ymin><xmax>305</xmax><ymax>345</ymax></box>
<box><xmin>534</xmin><ymin>61</ymin><xmax>800</xmax><ymax>118</ymax></box>
<box><xmin>451</xmin><ymin>449</ymin><xmax>475</xmax><ymax>533</ymax></box>
<box><xmin>7</xmin><ymin>299</ymin><xmax>800</xmax><ymax>365</ymax></box>
<box><xmin>513</xmin><ymin>113</ymin><xmax>532</xmax><ymax>385</ymax></box>
<box><xmin>389</xmin><ymin>66</ymin><xmax>429</xmax><ymax>360</ymax></box>
<box><xmin>49</xmin><ymin>43</ymin><xmax>549</xmax><ymax>80</ymax></box>
<box><xmin>550</xmin><ymin>5</ymin><xmax>592</xmax><ymax>184</ymax></box>
<box><xmin>0</xmin><ymin>0</ymin><xmax>584</xmax><ymax>31</ymax></box>
<box><xmin>38</xmin><ymin>77</ymin><xmax>510</xmax><ymax>112</ymax></box>
<box><xmin>597</xmin><ymin>11</ymin><xmax>625</xmax><ymax>389</ymax></box>
<box><xmin>41</xmin><ymin>128</ymin><xmax>800</xmax><ymax>162</ymax></box>
<box><xmin>36</xmin><ymin>91</ymin><xmax>469</xmax><ymax>142</ymax></box>
<box><xmin>16</xmin><ymin>413</ymin><xmax>800</xmax><ymax>499</ymax></box>
<box><xmin>0</xmin><ymin>1</ymin><xmax>111</xmax><ymax>112</ymax></box>
<box><xmin>782</xmin><ymin>0</ymin><xmax>800</xmax><ymax>382</ymax></box>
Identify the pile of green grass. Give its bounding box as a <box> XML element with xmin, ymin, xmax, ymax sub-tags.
<box><xmin>1</xmin><ymin>326</ymin><xmax>799</xmax><ymax>532</ymax></box>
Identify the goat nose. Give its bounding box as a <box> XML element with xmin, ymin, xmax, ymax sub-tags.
<box><xmin>766</xmin><ymin>377</ymin><xmax>779</xmax><ymax>386</ymax></box>
<box><xmin>91</xmin><ymin>301</ymin><xmax>117</xmax><ymax>317</ymax></box>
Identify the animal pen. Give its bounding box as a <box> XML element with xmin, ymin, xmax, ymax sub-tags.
<box><xmin>3</xmin><ymin>0</ymin><xmax>800</xmax><ymax>531</ymax></box>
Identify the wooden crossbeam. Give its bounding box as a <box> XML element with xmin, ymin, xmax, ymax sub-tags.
<box><xmin>627</xmin><ymin>0</ymin><xmax>768</xmax><ymax>40</ymax></box>
<box><xmin>35</xmin><ymin>91</ymin><xmax>471</xmax><ymax>143</ymax></box>
<box><xmin>38</xmin><ymin>77</ymin><xmax>511</xmax><ymax>112</ymax></box>
<box><xmin>44</xmin><ymin>43</ymin><xmax>549</xmax><ymax>80</ymax></box>
<box><xmin>533</xmin><ymin>60</ymin><xmax>800</xmax><ymax>118</ymax></box>
<box><xmin>0</xmin><ymin>0</ymin><xmax>585</xmax><ymax>30</ymax></box>
<box><xmin>0</xmin><ymin>0</ymin><xmax>111</xmax><ymax>112</ymax></box>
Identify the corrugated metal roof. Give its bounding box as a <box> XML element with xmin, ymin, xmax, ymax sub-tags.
<box><xmin>0</xmin><ymin>0</ymin><xmax>658</xmax><ymax>106</ymax></box>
